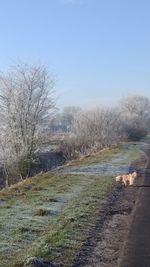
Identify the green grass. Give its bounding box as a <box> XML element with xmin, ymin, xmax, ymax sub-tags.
<box><xmin>8</xmin><ymin>175</ymin><xmax>115</xmax><ymax>267</ymax></box>
<box><xmin>0</xmin><ymin>140</ymin><xmax>147</xmax><ymax>267</ymax></box>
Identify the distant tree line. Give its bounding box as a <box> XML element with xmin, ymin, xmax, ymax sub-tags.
<box><xmin>58</xmin><ymin>95</ymin><xmax>150</xmax><ymax>159</ymax></box>
<box><xmin>49</xmin><ymin>106</ymin><xmax>82</xmax><ymax>133</ymax></box>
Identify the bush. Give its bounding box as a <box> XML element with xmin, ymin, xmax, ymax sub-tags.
<box><xmin>125</xmin><ymin>125</ymin><xmax>147</xmax><ymax>141</ymax></box>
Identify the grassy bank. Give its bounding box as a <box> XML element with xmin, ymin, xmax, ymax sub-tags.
<box><xmin>0</xmin><ymin>141</ymin><xmax>146</xmax><ymax>267</ymax></box>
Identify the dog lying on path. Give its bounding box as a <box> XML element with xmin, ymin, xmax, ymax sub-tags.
<box><xmin>115</xmin><ymin>171</ymin><xmax>137</xmax><ymax>186</ymax></box>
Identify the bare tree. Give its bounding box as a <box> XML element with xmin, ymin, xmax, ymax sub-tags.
<box><xmin>119</xmin><ymin>95</ymin><xmax>150</xmax><ymax>140</ymax></box>
<box><xmin>120</xmin><ymin>95</ymin><xmax>150</xmax><ymax>119</ymax></box>
<box><xmin>61</xmin><ymin>107</ymin><xmax>125</xmax><ymax>159</ymax></box>
<box><xmin>0</xmin><ymin>63</ymin><xmax>55</xmax><ymax>183</ymax></box>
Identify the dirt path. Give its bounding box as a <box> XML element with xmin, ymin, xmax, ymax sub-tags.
<box><xmin>72</xmin><ymin>152</ymin><xmax>148</xmax><ymax>267</ymax></box>
<box><xmin>118</xmin><ymin>147</ymin><xmax>150</xmax><ymax>267</ymax></box>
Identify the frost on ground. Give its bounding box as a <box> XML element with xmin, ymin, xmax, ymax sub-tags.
<box><xmin>72</xmin><ymin>144</ymin><xmax>148</xmax><ymax>267</ymax></box>
<box><xmin>0</xmin><ymin>141</ymin><xmax>148</xmax><ymax>267</ymax></box>
<box><xmin>66</xmin><ymin>163</ymin><xmax>130</xmax><ymax>176</ymax></box>
<box><xmin>72</xmin><ymin>186</ymin><xmax>140</xmax><ymax>267</ymax></box>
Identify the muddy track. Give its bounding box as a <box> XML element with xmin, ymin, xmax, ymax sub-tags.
<box><xmin>118</xmin><ymin>144</ymin><xmax>150</xmax><ymax>267</ymax></box>
<box><xmin>72</xmin><ymin>154</ymin><xmax>148</xmax><ymax>267</ymax></box>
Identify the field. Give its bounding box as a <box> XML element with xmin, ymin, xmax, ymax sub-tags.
<box><xmin>0</xmin><ymin>141</ymin><xmax>146</xmax><ymax>267</ymax></box>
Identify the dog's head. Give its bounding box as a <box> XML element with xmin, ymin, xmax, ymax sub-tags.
<box><xmin>132</xmin><ymin>172</ymin><xmax>137</xmax><ymax>178</ymax></box>
<box><xmin>115</xmin><ymin>175</ymin><xmax>122</xmax><ymax>182</ymax></box>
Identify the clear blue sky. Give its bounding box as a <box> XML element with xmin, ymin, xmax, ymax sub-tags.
<box><xmin>0</xmin><ymin>0</ymin><xmax>150</xmax><ymax>109</ymax></box>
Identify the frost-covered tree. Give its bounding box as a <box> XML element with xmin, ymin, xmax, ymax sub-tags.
<box><xmin>0</xmin><ymin>63</ymin><xmax>55</xmax><ymax>183</ymax></box>
<box><xmin>119</xmin><ymin>95</ymin><xmax>150</xmax><ymax>140</ymax></box>
<box><xmin>61</xmin><ymin>107</ymin><xmax>125</xmax><ymax>159</ymax></box>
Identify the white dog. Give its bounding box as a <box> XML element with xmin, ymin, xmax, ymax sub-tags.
<box><xmin>115</xmin><ymin>171</ymin><xmax>137</xmax><ymax>186</ymax></box>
